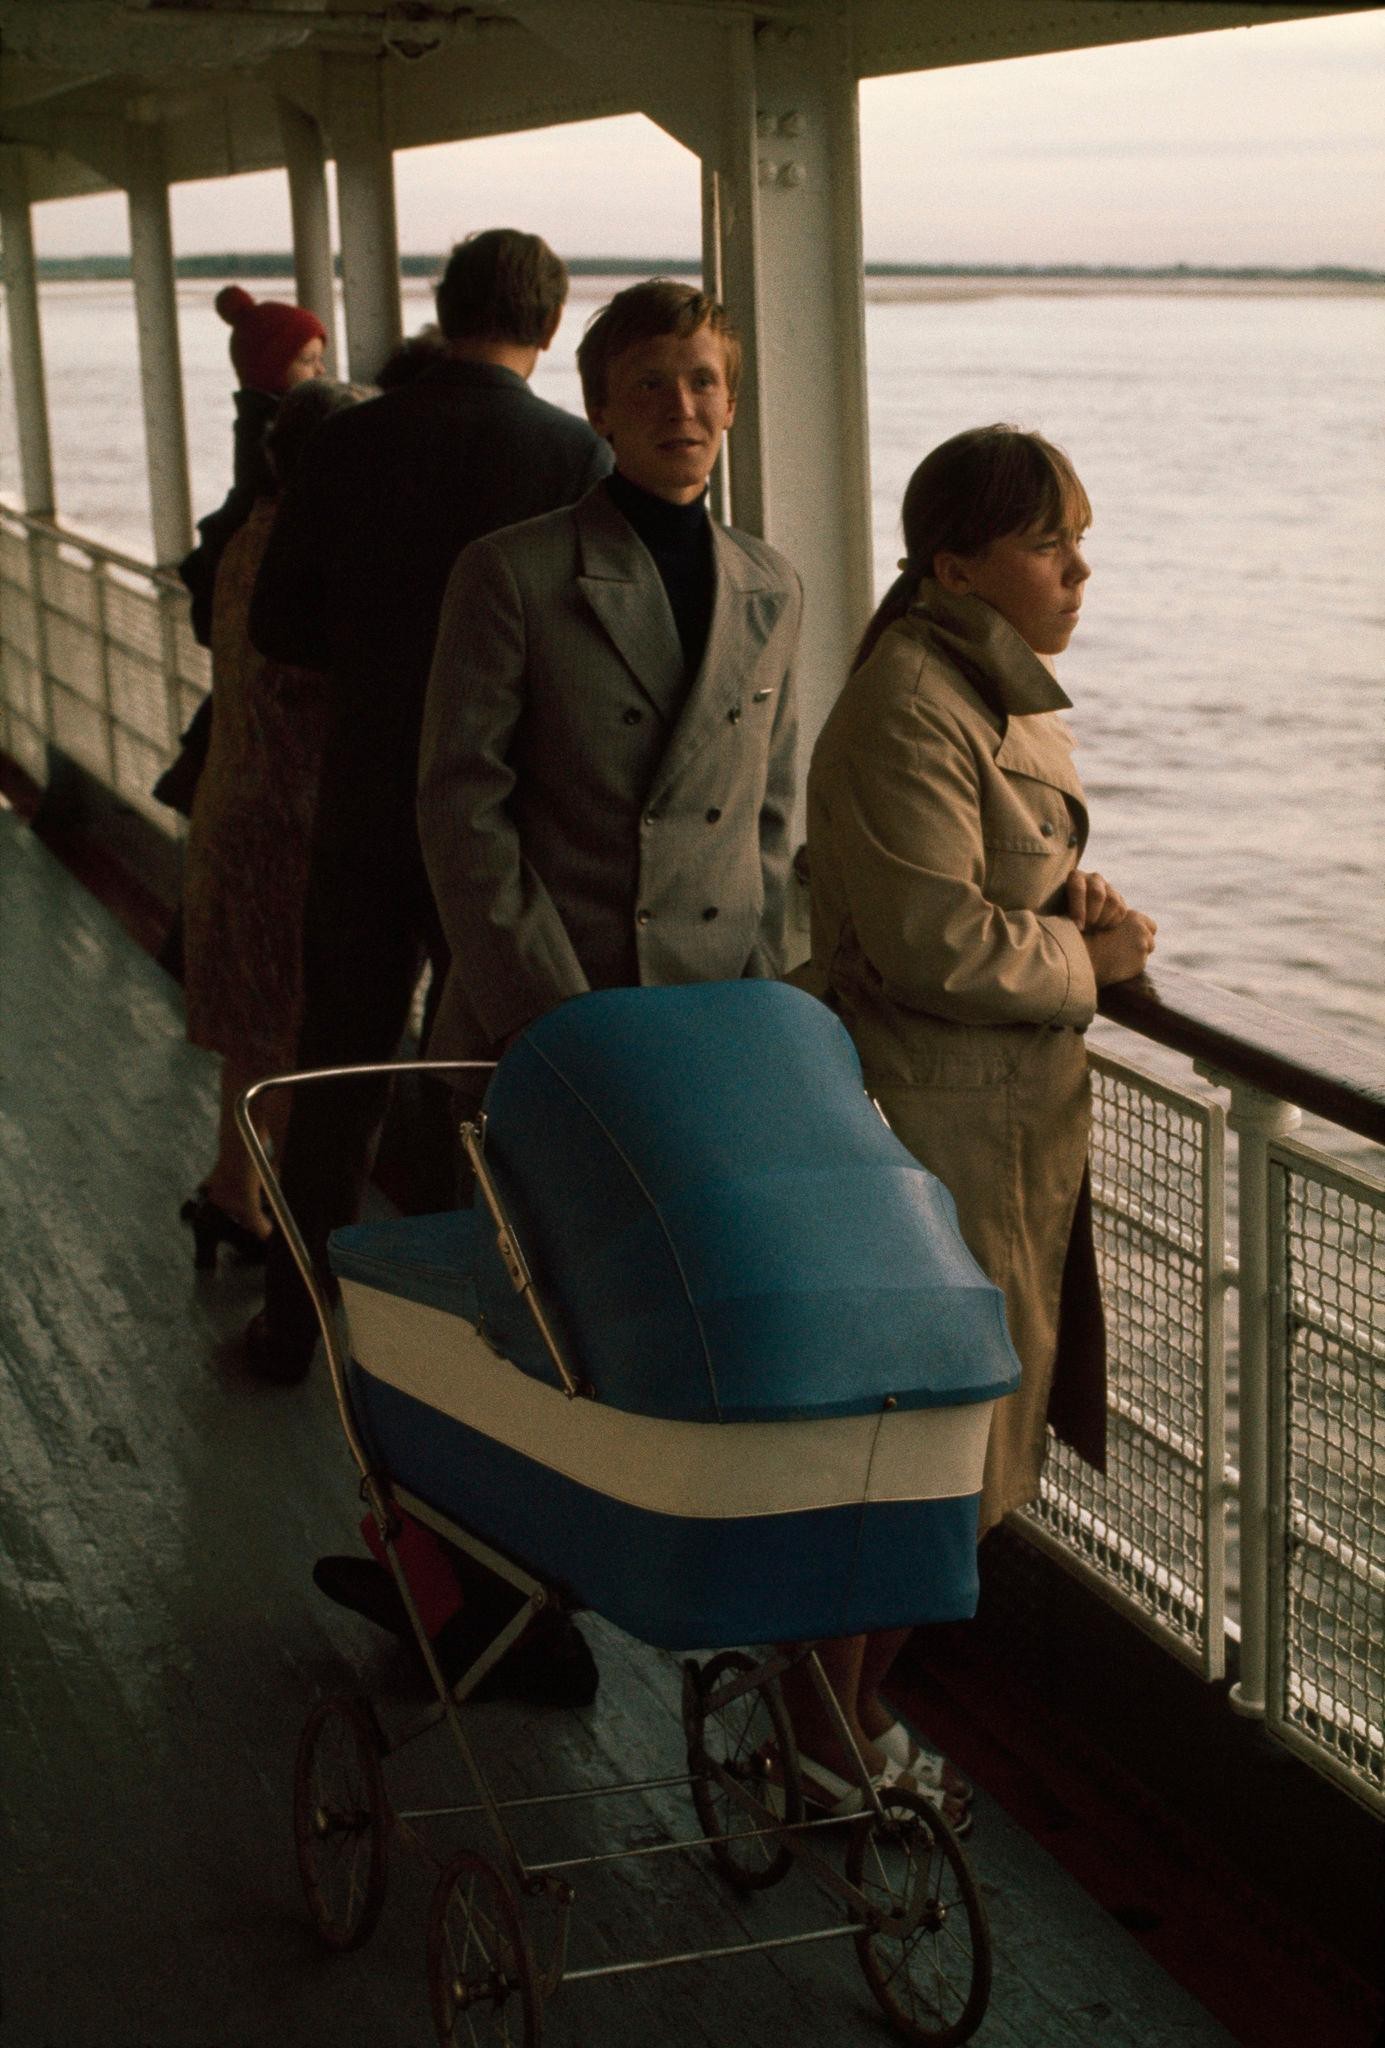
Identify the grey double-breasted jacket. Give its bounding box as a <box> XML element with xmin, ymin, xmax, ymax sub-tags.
<box><xmin>418</xmin><ymin>481</ymin><xmax>801</xmax><ymax>1058</ymax></box>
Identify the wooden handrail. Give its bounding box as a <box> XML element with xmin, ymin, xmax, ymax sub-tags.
<box><xmin>1100</xmin><ymin>964</ymin><xmax>1385</xmax><ymax>1148</ymax></box>
<box><xmin>0</xmin><ymin>499</ymin><xmax>184</xmax><ymax>591</ymax></box>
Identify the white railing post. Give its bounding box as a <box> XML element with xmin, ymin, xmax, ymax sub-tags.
<box><xmin>1223</xmin><ymin>1079</ymin><xmax>1301</xmax><ymax>1717</ymax></box>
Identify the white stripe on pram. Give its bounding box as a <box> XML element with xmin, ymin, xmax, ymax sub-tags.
<box><xmin>339</xmin><ymin>1280</ymin><xmax>992</xmax><ymax>1520</ymax></box>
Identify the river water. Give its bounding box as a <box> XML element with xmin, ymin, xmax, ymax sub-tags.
<box><xmin>3</xmin><ymin>274</ymin><xmax>1382</xmax><ymax>1090</ymax></box>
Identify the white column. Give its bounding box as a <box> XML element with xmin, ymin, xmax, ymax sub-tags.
<box><xmin>125</xmin><ymin>120</ymin><xmax>193</xmax><ymax>567</ymax></box>
<box><xmin>1225</xmin><ymin>1080</ymin><xmax>1301</xmax><ymax>1719</ymax></box>
<box><xmin>323</xmin><ymin>53</ymin><xmax>402</xmax><ymax>382</ymax></box>
<box><xmin>732</xmin><ymin>18</ymin><xmax>873</xmax><ymax>767</ymax></box>
<box><xmin>277</xmin><ymin>94</ymin><xmax>339</xmax><ymax>376</ymax></box>
<box><xmin>0</xmin><ymin>148</ymin><xmax>55</xmax><ymax>515</ymax></box>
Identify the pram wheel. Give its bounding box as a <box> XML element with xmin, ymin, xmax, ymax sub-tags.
<box><xmin>845</xmin><ymin>1784</ymin><xmax>991</xmax><ymax>2046</ymax></box>
<box><xmin>292</xmin><ymin>1695</ymin><xmax>390</xmax><ymax>1951</ymax></box>
<box><xmin>427</xmin><ymin>1850</ymin><xmax>542</xmax><ymax>2046</ymax></box>
<box><xmin>683</xmin><ymin>1651</ymin><xmax>803</xmax><ymax>1892</ymax></box>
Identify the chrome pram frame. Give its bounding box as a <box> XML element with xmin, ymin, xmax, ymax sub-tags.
<box><xmin>238</xmin><ymin>1060</ymin><xmax>992</xmax><ymax>2048</ymax></box>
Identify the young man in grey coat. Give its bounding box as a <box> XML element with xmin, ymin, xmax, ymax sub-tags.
<box><xmin>418</xmin><ymin>278</ymin><xmax>801</xmax><ymax>1064</ymax></box>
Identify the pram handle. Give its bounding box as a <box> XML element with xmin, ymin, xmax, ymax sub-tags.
<box><xmin>460</xmin><ymin>1119</ymin><xmax>586</xmax><ymax>1400</ymax></box>
<box><xmin>235</xmin><ymin>1060</ymin><xmax>495</xmax><ymax>1492</ymax></box>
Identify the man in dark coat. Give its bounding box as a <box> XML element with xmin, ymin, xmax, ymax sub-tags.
<box><xmin>244</xmin><ymin>227</ymin><xmax>611</xmax><ymax>1382</ymax></box>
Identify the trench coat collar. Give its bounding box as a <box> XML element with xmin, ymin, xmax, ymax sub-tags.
<box><xmin>907</xmin><ymin>580</ymin><xmax>1073</xmax><ymax>718</ymax></box>
<box><xmin>907</xmin><ymin>580</ymin><xmax>1086</xmax><ymax>808</ymax></box>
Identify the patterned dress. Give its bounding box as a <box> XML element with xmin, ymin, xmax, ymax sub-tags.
<box><xmin>182</xmin><ymin>497</ymin><xmax>329</xmax><ymax>1075</ymax></box>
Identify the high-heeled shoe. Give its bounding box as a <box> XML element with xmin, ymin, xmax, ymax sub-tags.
<box><xmin>179</xmin><ymin>1187</ymin><xmax>270</xmax><ymax>1270</ymax></box>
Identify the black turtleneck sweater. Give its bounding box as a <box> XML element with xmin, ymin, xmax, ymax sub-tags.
<box><xmin>605</xmin><ymin>469</ymin><xmax>715</xmax><ymax>682</ymax></box>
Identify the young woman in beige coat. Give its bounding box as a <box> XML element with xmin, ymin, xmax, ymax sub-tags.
<box><xmin>789</xmin><ymin>424</ymin><xmax>1157</xmax><ymax>1815</ymax></box>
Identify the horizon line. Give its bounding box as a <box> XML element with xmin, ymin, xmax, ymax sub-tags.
<box><xmin>31</xmin><ymin>253</ymin><xmax>1385</xmax><ymax>284</ymax></box>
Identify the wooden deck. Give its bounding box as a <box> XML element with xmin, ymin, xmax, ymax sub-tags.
<box><xmin>0</xmin><ymin>802</ymin><xmax>1252</xmax><ymax>2046</ymax></box>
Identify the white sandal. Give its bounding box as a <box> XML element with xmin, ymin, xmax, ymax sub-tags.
<box><xmin>798</xmin><ymin>1751</ymin><xmax>972</xmax><ymax>1835</ymax></box>
<box><xmin>878</xmin><ymin>1720</ymin><xmax>973</xmax><ymax>1804</ymax></box>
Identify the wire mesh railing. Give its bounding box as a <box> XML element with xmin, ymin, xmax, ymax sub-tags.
<box><xmin>0</xmin><ymin>502</ymin><xmax>207</xmax><ymax>824</ymax></box>
<box><xmin>1022</xmin><ymin>1053</ymin><xmax>1227</xmax><ymax>1677</ymax></box>
<box><xmin>1268</xmin><ymin>1139</ymin><xmax>1385</xmax><ymax>1809</ymax></box>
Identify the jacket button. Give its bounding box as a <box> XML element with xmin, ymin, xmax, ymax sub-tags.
<box><xmin>636</xmin><ymin>908</ymin><xmax>652</xmax><ymax>925</ymax></box>
<box><xmin>1040</xmin><ymin>821</ymin><xmax>1055</xmax><ymax>838</ymax></box>
<box><xmin>1067</xmin><ymin>832</ymin><xmax>1079</xmax><ymax>847</ymax></box>
<box><xmin>702</xmin><ymin>906</ymin><xmax>719</xmax><ymax>921</ymax></box>
<box><xmin>727</xmin><ymin>705</ymin><xmax>742</xmax><ymax>724</ymax></box>
<box><xmin>705</xmin><ymin>807</ymin><xmax>722</xmax><ymax>823</ymax></box>
<box><xmin>623</xmin><ymin>708</ymin><xmax>642</xmax><ymax>725</ymax></box>
<box><xmin>643</xmin><ymin>810</ymin><xmax>660</xmax><ymax>827</ymax></box>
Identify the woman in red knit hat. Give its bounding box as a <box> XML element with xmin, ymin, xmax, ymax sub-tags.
<box><xmin>178</xmin><ymin>286</ymin><xmax>328</xmax><ymax>645</ymax></box>
<box><xmin>156</xmin><ymin>288</ymin><xmax>327</xmax><ymax>818</ymax></box>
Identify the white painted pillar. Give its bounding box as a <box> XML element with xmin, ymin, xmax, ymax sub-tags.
<box><xmin>700</xmin><ymin>21</ymin><xmax>768</xmax><ymax>542</ymax></box>
<box><xmin>125</xmin><ymin>120</ymin><xmax>193</xmax><ymax>566</ymax></box>
<box><xmin>726</xmin><ymin>17</ymin><xmax>873</xmax><ymax>764</ymax></box>
<box><xmin>277</xmin><ymin>95</ymin><xmax>339</xmax><ymax>376</ymax></box>
<box><xmin>323</xmin><ymin>53</ymin><xmax>402</xmax><ymax>382</ymax></box>
<box><xmin>0</xmin><ymin>148</ymin><xmax>55</xmax><ymax>514</ymax></box>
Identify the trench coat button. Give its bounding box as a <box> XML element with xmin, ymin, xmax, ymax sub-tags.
<box><xmin>702</xmin><ymin>906</ymin><xmax>719</xmax><ymax>921</ymax></box>
<box><xmin>623</xmin><ymin>708</ymin><xmax>643</xmax><ymax>725</ymax></box>
<box><xmin>752</xmin><ymin>687</ymin><xmax>772</xmax><ymax>701</ymax></box>
<box><xmin>643</xmin><ymin>810</ymin><xmax>660</xmax><ymax>827</ymax></box>
<box><xmin>705</xmin><ymin>807</ymin><xmax>722</xmax><ymax>823</ymax></box>
<box><xmin>636</xmin><ymin>908</ymin><xmax>652</xmax><ymax>925</ymax></box>
<box><xmin>727</xmin><ymin>705</ymin><xmax>742</xmax><ymax>724</ymax></box>
<box><xmin>1067</xmin><ymin>832</ymin><xmax>1079</xmax><ymax>847</ymax></box>
<box><xmin>1040</xmin><ymin>821</ymin><xmax>1055</xmax><ymax>837</ymax></box>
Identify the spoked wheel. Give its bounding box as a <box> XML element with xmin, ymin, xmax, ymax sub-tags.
<box><xmin>427</xmin><ymin>1851</ymin><xmax>542</xmax><ymax>2047</ymax></box>
<box><xmin>683</xmin><ymin>1650</ymin><xmax>803</xmax><ymax>1891</ymax></box>
<box><xmin>292</xmin><ymin>1695</ymin><xmax>390</xmax><ymax>1951</ymax></box>
<box><xmin>845</xmin><ymin>1785</ymin><xmax>991</xmax><ymax>2046</ymax></box>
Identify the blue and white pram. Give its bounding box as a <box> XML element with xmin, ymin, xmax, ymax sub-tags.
<box><xmin>327</xmin><ymin>980</ymin><xmax>1020</xmax><ymax>1651</ymax></box>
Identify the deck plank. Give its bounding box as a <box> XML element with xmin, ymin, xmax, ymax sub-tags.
<box><xmin>0</xmin><ymin>808</ymin><xmax>1239</xmax><ymax>2047</ymax></box>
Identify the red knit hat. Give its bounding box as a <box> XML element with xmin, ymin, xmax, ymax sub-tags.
<box><xmin>216</xmin><ymin>285</ymin><xmax>327</xmax><ymax>394</ymax></box>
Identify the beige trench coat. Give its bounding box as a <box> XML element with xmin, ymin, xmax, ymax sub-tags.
<box><xmin>799</xmin><ymin>582</ymin><xmax>1106</xmax><ymax>1532</ymax></box>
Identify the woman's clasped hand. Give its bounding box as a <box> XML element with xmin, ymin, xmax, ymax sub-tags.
<box><xmin>1065</xmin><ymin>866</ymin><xmax>1157</xmax><ymax>985</ymax></box>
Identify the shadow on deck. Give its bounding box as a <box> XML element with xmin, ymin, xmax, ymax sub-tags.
<box><xmin>0</xmin><ymin>802</ymin><xmax>1373</xmax><ymax>2048</ymax></box>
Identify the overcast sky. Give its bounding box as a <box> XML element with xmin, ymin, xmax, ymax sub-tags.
<box><xmin>30</xmin><ymin>9</ymin><xmax>1385</xmax><ymax>269</ymax></box>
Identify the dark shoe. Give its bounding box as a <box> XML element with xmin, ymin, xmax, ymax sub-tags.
<box><xmin>312</xmin><ymin>1549</ymin><xmax>600</xmax><ymax>1708</ymax></box>
<box><xmin>243</xmin><ymin>1307</ymin><xmax>313</xmax><ymax>1385</ymax></box>
<box><xmin>180</xmin><ymin>1187</ymin><xmax>270</xmax><ymax>1271</ymax></box>
<box><xmin>313</xmin><ymin>1555</ymin><xmax>411</xmax><ymax>1636</ymax></box>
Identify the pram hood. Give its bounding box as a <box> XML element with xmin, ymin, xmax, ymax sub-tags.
<box><xmin>468</xmin><ymin>981</ymin><xmax>1021</xmax><ymax>1424</ymax></box>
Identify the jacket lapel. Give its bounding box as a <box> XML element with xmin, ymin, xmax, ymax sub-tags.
<box><xmin>654</xmin><ymin>520</ymin><xmax>786</xmax><ymax>787</ymax></box>
<box><xmin>575</xmin><ymin>489</ymin><xmax>685</xmax><ymax>721</ymax></box>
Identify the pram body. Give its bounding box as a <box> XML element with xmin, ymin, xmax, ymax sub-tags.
<box><xmin>328</xmin><ymin>980</ymin><xmax>1021</xmax><ymax>1650</ymax></box>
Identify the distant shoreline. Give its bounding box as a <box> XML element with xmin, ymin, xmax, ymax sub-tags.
<box><xmin>28</xmin><ymin>253</ymin><xmax>1385</xmax><ymax>294</ymax></box>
